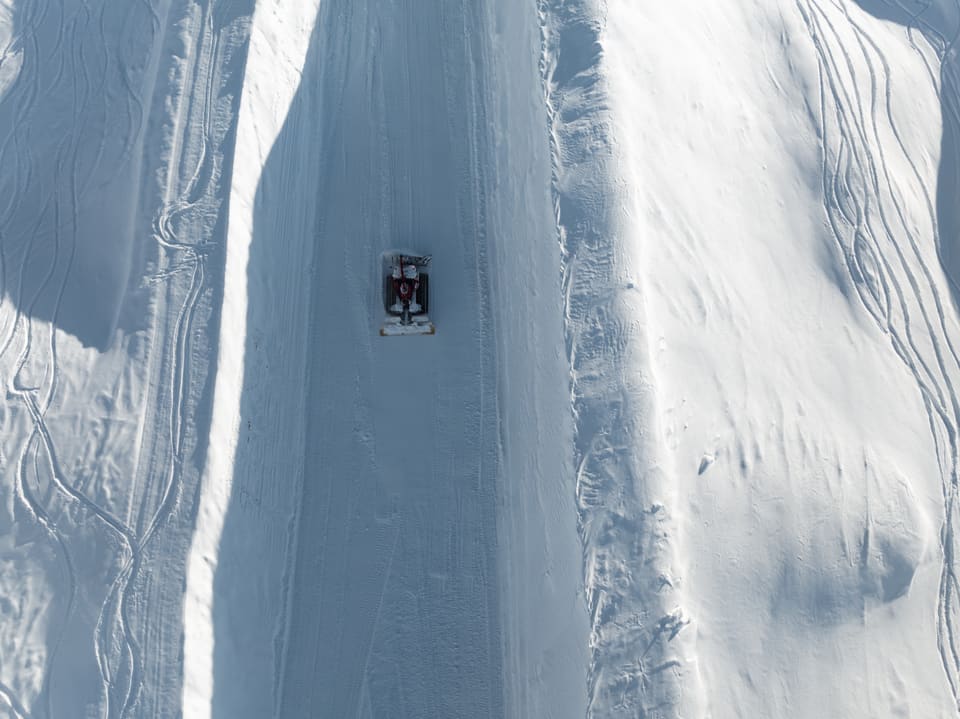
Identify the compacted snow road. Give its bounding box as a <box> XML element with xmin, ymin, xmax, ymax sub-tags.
<box><xmin>273</xmin><ymin>0</ymin><xmax>502</xmax><ymax>715</ymax></box>
<box><xmin>196</xmin><ymin>0</ymin><xmax>587</xmax><ymax>716</ymax></box>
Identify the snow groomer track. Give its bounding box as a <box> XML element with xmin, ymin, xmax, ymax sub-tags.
<box><xmin>273</xmin><ymin>0</ymin><xmax>504</xmax><ymax>714</ymax></box>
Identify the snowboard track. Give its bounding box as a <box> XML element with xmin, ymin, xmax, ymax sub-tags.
<box><xmin>799</xmin><ymin>0</ymin><xmax>960</xmax><ymax>707</ymax></box>
<box><xmin>0</xmin><ymin>0</ymin><xmax>252</xmax><ymax>716</ymax></box>
<box><xmin>0</xmin><ymin>0</ymin><xmax>142</xmax><ymax>714</ymax></box>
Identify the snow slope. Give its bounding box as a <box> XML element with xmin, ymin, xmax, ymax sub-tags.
<box><xmin>2</xmin><ymin>0</ymin><xmax>960</xmax><ymax>717</ymax></box>
<box><xmin>0</xmin><ymin>0</ymin><xmax>253</xmax><ymax>716</ymax></box>
<box><xmin>588</xmin><ymin>0</ymin><xmax>959</xmax><ymax>715</ymax></box>
<box><xmin>539</xmin><ymin>0</ymin><xmax>960</xmax><ymax>715</ymax></box>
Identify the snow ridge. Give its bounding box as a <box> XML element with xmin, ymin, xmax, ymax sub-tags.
<box><xmin>539</xmin><ymin>1</ymin><xmax>705</xmax><ymax>715</ymax></box>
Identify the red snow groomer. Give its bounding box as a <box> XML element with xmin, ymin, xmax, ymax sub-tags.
<box><xmin>380</xmin><ymin>252</ymin><xmax>434</xmax><ymax>336</ymax></box>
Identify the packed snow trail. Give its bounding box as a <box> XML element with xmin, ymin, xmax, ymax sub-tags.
<box><xmin>229</xmin><ymin>1</ymin><xmax>505</xmax><ymax>715</ymax></box>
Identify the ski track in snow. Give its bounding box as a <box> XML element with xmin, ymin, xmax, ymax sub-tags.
<box><xmin>0</xmin><ymin>0</ymin><xmax>252</xmax><ymax>716</ymax></box>
<box><xmin>800</xmin><ymin>0</ymin><xmax>960</xmax><ymax>708</ymax></box>
<box><xmin>0</xmin><ymin>1</ymin><xmax>139</xmax><ymax>714</ymax></box>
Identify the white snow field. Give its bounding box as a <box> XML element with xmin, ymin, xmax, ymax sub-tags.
<box><xmin>1</xmin><ymin>0</ymin><xmax>960</xmax><ymax>717</ymax></box>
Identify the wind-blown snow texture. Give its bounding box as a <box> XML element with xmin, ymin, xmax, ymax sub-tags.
<box><xmin>1</xmin><ymin>0</ymin><xmax>959</xmax><ymax>717</ymax></box>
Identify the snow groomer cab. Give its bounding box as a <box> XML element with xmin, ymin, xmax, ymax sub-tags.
<box><xmin>380</xmin><ymin>251</ymin><xmax>435</xmax><ymax>336</ymax></box>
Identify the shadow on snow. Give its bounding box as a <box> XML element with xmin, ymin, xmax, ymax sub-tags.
<box><xmin>853</xmin><ymin>0</ymin><xmax>960</xmax><ymax>304</ymax></box>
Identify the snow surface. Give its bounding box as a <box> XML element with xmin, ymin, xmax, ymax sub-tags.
<box><xmin>1</xmin><ymin>0</ymin><xmax>960</xmax><ymax>717</ymax></box>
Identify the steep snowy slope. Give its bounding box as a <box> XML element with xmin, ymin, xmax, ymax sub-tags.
<box><xmin>0</xmin><ymin>0</ymin><xmax>253</xmax><ymax>716</ymax></box>
<box><xmin>549</xmin><ymin>0</ymin><xmax>960</xmax><ymax>715</ymax></box>
<box><xmin>3</xmin><ymin>0</ymin><xmax>960</xmax><ymax>717</ymax></box>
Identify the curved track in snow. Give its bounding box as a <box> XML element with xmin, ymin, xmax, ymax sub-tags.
<box><xmin>0</xmin><ymin>0</ymin><xmax>254</xmax><ymax>716</ymax></box>
<box><xmin>0</xmin><ymin>1</ymin><xmax>150</xmax><ymax>714</ymax></box>
<box><xmin>800</xmin><ymin>0</ymin><xmax>960</xmax><ymax>707</ymax></box>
